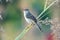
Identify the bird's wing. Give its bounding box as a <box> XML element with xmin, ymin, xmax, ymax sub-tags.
<box><xmin>26</xmin><ymin>12</ymin><xmax>37</xmax><ymax>23</ymax></box>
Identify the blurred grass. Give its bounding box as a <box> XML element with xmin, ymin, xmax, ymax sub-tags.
<box><xmin>1</xmin><ymin>0</ymin><xmax>23</xmax><ymax>40</ymax></box>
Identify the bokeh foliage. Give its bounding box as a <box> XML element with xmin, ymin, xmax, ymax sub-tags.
<box><xmin>1</xmin><ymin>0</ymin><xmax>23</xmax><ymax>40</ymax></box>
<box><xmin>0</xmin><ymin>0</ymin><xmax>53</xmax><ymax>40</ymax></box>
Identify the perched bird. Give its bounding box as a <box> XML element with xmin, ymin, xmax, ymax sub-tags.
<box><xmin>23</xmin><ymin>9</ymin><xmax>42</xmax><ymax>31</ymax></box>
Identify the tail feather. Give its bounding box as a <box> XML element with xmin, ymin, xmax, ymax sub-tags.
<box><xmin>36</xmin><ymin>23</ymin><xmax>42</xmax><ymax>31</ymax></box>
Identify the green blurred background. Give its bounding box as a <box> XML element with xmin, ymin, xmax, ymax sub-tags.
<box><xmin>0</xmin><ymin>0</ymin><xmax>54</xmax><ymax>40</ymax></box>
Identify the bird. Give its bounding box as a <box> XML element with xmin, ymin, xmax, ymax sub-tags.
<box><xmin>23</xmin><ymin>9</ymin><xmax>42</xmax><ymax>31</ymax></box>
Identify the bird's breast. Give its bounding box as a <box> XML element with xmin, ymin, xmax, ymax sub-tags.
<box><xmin>24</xmin><ymin>13</ymin><xmax>33</xmax><ymax>23</ymax></box>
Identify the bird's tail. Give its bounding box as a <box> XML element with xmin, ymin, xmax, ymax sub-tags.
<box><xmin>36</xmin><ymin>23</ymin><xmax>42</xmax><ymax>31</ymax></box>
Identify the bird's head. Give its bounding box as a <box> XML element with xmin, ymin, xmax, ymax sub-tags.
<box><xmin>23</xmin><ymin>9</ymin><xmax>29</xmax><ymax>14</ymax></box>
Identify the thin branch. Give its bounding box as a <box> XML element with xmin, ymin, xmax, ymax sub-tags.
<box><xmin>36</xmin><ymin>0</ymin><xmax>57</xmax><ymax>19</ymax></box>
<box><xmin>40</xmin><ymin>12</ymin><xmax>49</xmax><ymax>20</ymax></box>
<box><xmin>15</xmin><ymin>23</ymin><xmax>33</xmax><ymax>40</ymax></box>
<box><xmin>44</xmin><ymin>0</ymin><xmax>48</xmax><ymax>10</ymax></box>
